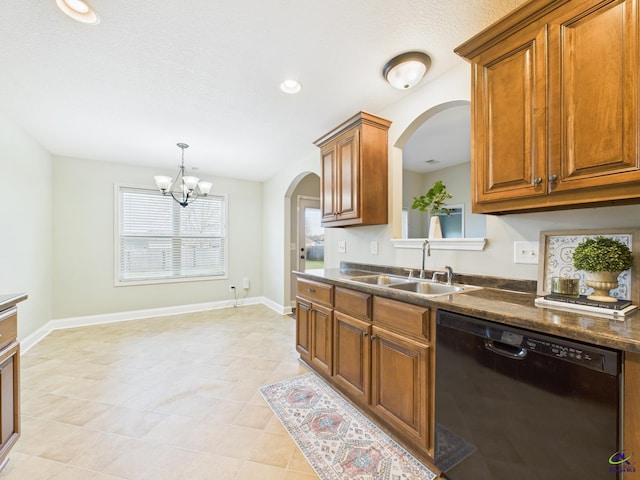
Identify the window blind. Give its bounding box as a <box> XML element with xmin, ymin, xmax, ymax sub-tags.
<box><xmin>117</xmin><ymin>186</ymin><xmax>226</xmax><ymax>283</ymax></box>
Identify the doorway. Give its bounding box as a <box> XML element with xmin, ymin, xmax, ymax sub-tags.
<box><xmin>297</xmin><ymin>196</ymin><xmax>324</xmax><ymax>271</ymax></box>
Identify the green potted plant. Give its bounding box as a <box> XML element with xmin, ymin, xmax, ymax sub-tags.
<box><xmin>411</xmin><ymin>180</ymin><xmax>452</xmax><ymax>238</ymax></box>
<box><xmin>572</xmin><ymin>236</ymin><xmax>634</xmax><ymax>302</ymax></box>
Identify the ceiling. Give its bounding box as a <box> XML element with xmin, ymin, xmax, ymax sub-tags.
<box><xmin>0</xmin><ymin>0</ymin><xmax>526</xmax><ymax>182</ymax></box>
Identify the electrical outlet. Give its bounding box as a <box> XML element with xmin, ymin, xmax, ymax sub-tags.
<box><xmin>370</xmin><ymin>241</ymin><xmax>378</xmax><ymax>255</ymax></box>
<box><xmin>337</xmin><ymin>241</ymin><xmax>346</xmax><ymax>254</ymax></box>
<box><xmin>229</xmin><ymin>285</ymin><xmax>236</xmax><ymax>292</ymax></box>
<box><xmin>242</xmin><ymin>277</ymin><xmax>250</xmax><ymax>289</ymax></box>
<box><xmin>513</xmin><ymin>241</ymin><xmax>539</xmax><ymax>264</ymax></box>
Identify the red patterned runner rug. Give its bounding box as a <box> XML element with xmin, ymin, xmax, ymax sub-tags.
<box><xmin>259</xmin><ymin>371</ymin><xmax>438</xmax><ymax>480</ymax></box>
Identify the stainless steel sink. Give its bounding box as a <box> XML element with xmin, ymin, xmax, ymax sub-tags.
<box><xmin>388</xmin><ymin>281</ymin><xmax>478</xmax><ymax>296</ymax></box>
<box><xmin>349</xmin><ymin>274</ymin><xmax>412</xmax><ymax>286</ymax></box>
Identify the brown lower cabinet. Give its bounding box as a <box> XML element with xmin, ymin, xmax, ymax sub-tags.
<box><xmin>296</xmin><ymin>279</ymin><xmax>435</xmax><ymax>464</ymax></box>
<box><xmin>0</xmin><ymin>300</ymin><xmax>21</xmax><ymax>472</ymax></box>
<box><xmin>371</xmin><ymin>325</ymin><xmax>430</xmax><ymax>453</ymax></box>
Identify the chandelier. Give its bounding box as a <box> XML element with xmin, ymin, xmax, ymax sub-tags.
<box><xmin>154</xmin><ymin>143</ymin><xmax>212</xmax><ymax>208</ymax></box>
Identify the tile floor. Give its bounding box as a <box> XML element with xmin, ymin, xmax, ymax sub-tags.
<box><xmin>3</xmin><ymin>304</ymin><xmax>317</xmax><ymax>479</ymax></box>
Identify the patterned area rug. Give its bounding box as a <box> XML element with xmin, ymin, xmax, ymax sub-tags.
<box><xmin>434</xmin><ymin>423</ymin><xmax>476</xmax><ymax>472</ymax></box>
<box><xmin>259</xmin><ymin>372</ymin><xmax>438</xmax><ymax>480</ymax></box>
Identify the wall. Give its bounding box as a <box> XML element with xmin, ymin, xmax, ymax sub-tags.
<box><xmin>319</xmin><ymin>61</ymin><xmax>640</xmax><ymax>284</ymax></box>
<box><xmin>52</xmin><ymin>156</ymin><xmax>263</xmax><ymax>318</ymax></box>
<box><xmin>262</xmin><ymin>151</ymin><xmax>319</xmax><ymax>310</ymax></box>
<box><xmin>0</xmin><ymin>113</ymin><xmax>53</xmax><ymax>339</ymax></box>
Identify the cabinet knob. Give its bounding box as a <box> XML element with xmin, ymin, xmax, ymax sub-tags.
<box><xmin>533</xmin><ymin>177</ymin><xmax>543</xmax><ymax>185</ymax></box>
<box><xmin>307</xmin><ymin>288</ymin><xmax>316</xmax><ymax>293</ymax></box>
<box><xmin>549</xmin><ymin>174</ymin><xmax>558</xmax><ymax>183</ymax></box>
<box><xmin>362</xmin><ymin>332</ymin><xmax>368</xmax><ymax>337</ymax></box>
<box><xmin>370</xmin><ymin>335</ymin><xmax>377</xmax><ymax>340</ymax></box>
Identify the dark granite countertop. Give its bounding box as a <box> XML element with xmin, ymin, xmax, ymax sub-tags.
<box><xmin>295</xmin><ymin>264</ymin><xmax>640</xmax><ymax>353</ymax></box>
<box><xmin>0</xmin><ymin>293</ymin><xmax>27</xmax><ymax>312</ymax></box>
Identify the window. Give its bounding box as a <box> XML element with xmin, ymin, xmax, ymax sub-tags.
<box><xmin>116</xmin><ymin>185</ymin><xmax>227</xmax><ymax>285</ymax></box>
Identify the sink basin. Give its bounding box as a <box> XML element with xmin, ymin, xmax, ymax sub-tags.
<box><xmin>349</xmin><ymin>274</ymin><xmax>412</xmax><ymax>286</ymax></box>
<box><xmin>388</xmin><ymin>281</ymin><xmax>471</xmax><ymax>296</ymax></box>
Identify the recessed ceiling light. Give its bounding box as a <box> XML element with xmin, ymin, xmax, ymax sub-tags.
<box><xmin>56</xmin><ymin>0</ymin><xmax>100</xmax><ymax>25</ymax></box>
<box><xmin>280</xmin><ymin>80</ymin><xmax>302</xmax><ymax>94</ymax></box>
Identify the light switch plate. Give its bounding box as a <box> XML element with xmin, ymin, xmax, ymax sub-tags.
<box><xmin>513</xmin><ymin>241</ymin><xmax>539</xmax><ymax>264</ymax></box>
<box><xmin>370</xmin><ymin>241</ymin><xmax>378</xmax><ymax>255</ymax></box>
<box><xmin>337</xmin><ymin>241</ymin><xmax>346</xmax><ymax>254</ymax></box>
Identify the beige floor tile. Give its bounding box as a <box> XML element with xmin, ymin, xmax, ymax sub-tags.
<box><xmin>15</xmin><ymin>417</ymin><xmax>107</xmax><ymax>464</ymax></box>
<box><xmin>84</xmin><ymin>405</ymin><xmax>167</xmax><ymax>438</ymax></box>
<box><xmin>235</xmin><ymin>460</ymin><xmax>287</xmax><ymax>480</ymax></box>
<box><xmin>8</xmin><ymin>305</ymin><xmax>319</xmax><ymax>480</ymax></box>
<box><xmin>232</xmin><ymin>403</ymin><xmax>274</xmax><ymax>429</ymax></box>
<box><xmin>283</xmin><ymin>471</ymin><xmax>319</xmax><ymax>480</ymax></box>
<box><xmin>287</xmin><ymin>450</ymin><xmax>317</xmax><ymax>475</ymax></box>
<box><xmin>0</xmin><ymin>452</ymin><xmax>70</xmax><ymax>480</ymax></box>
<box><xmin>69</xmin><ymin>433</ymin><xmax>138</xmax><ymax>472</ymax></box>
<box><xmin>249</xmin><ymin>431</ymin><xmax>297</xmax><ymax>468</ymax></box>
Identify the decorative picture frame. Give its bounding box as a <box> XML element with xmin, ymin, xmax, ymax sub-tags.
<box><xmin>537</xmin><ymin>228</ymin><xmax>640</xmax><ymax>303</ymax></box>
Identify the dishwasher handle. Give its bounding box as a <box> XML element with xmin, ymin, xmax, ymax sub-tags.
<box><xmin>484</xmin><ymin>339</ymin><xmax>528</xmax><ymax>360</ymax></box>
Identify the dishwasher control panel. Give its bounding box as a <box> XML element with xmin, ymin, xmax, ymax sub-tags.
<box><xmin>525</xmin><ymin>338</ymin><xmax>605</xmax><ymax>371</ymax></box>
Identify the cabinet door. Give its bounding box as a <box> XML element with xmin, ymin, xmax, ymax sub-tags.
<box><xmin>0</xmin><ymin>342</ymin><xmax>19</xmax><ymax>465</ymax></box>
<box><xmin>295</xmin><ymin>298</ymin><xmax>312</xmax><ymax>361</ymax></box>
<box><xmin>320</xmin><ymin>144</ymin><xmax>337</xmax><ymax>222</ymax></box>
<box><xmin>335</xmin><ymin>129</ymin><xmax>360</xmax><ymax>222</ymax></box>
<box><xmin>333</xmin><ymin>311</ymin><xmax>371</xmax><ymax>403</ymax></box>
<box><xmin>310</xmin><ymin>303</ymin><xmax>333</xmax><ymax>376</ymax></box>
<box><xmin>472</xmin><ymin>23</ymin><xmax>548</xmax><ymax>206</ymax></box>
<box><xmin>371</xmin><ymin>326</ymin><xmax>430</xmax><ymax>450</ymax></box>
<box><xmin>549</xmin><ymin>0</ymin><xmax>640</xmax><ymax>192</ymax></box>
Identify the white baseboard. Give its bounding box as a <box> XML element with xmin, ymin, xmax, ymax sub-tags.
<box><xmin>20</xmin><ymin>296</ymin><xmax>289</xmax><ymax>354</ymax></box>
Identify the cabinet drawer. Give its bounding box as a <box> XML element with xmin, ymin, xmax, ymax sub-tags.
<box><xmin>0</xmin><ymin>308</ymin><xmax>17</xmax><ymax>350</ymax></box>
<box><xmin>335</xmin><ymin>287</ymin><xmax>371</xmax><ymax>319</ymax></box>
<box><xmin>373</xmin><ymin>297</ymin><xmax>429</xmax><ymax>341</ymax></box>
<box><xmin>297</xmin><ymin>279</ymin><xmax>334</xmax><ymax>307</ymax></box>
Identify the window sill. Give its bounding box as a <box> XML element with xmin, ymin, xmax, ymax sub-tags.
<box><xmin>391</xmin><ymin>238</ymin><xmax>486</xmax><ymax>251</ymax></box>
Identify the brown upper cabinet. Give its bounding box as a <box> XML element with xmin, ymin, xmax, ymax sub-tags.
<box><xmin>314</xmin><ymin>112</ymin><xmax>391</xmax><ymax>226</ymax></box>
<box><xmin>456</xmin><ymin>0</ymin><xmax>640</xmax><ymax>214</ymax></box>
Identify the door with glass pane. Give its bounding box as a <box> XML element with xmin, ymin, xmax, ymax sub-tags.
<box><xmin>298</xmin><ymin>197</ymin><xmax>324</xmax><ymax>271</ymax></box>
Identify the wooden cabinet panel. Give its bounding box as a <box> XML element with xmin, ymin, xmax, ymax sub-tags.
<box><xmin>473</xmin><ymin>23</ymin><xmax>548</xmax><ymax>204</ymax></box>
<box><xmin>314</xmin><ymin>112</ymin><xmax>391</xmax><ymax>227</ymax></box>
<box><xmin>296</xmin><ymin>278</ymin><xmax>333</xmax><ymax>307</ymax></box>
<box><xmin>310</xmin><ymin>303</ymin><xmax>333</xmax><ymax>376</ymax></box>
<box><xmin>373</xmin><ymin>296</ymin><xmax>430</xmax><ymax>341</ymax></box>
<box><xmin>295</xmin><ymin>298</ymin><xmax>312</xmax><ymax>361</ymax></box>
<box><xmin>550</xmin><ymin>0</ymin><xmax>640</xmax><ymax>191</ymax></box>
<box><xmin>336</xmin><ymin>130</ymin><xmax>359</xmax><ymax>222</ymax></box>
<box><xmin>320</xmin><ymin>146</ymin><xmax>336</xmax><ymax>220</ymax></box>
<box><xmin>0</xmin><ymin>341</ymin><xmax>19</xmax><ymax>470</ymax></box>
<box><xmin>333</xmin><ymin>311</ymin><xmax>371</xmax><ymax>403</ymax></box>
<box><xmin>371</xmin><ymin>326</ymin><xmax>430</xmax><ymax>451</ymax></box>
<box><xmin>0</xmin><ymin>308</ymin><xmax>17</xmax><ymax>352</ymax></box>
<box><xmin>335</xmin><ymin>287</ymin><xmax>371</xmax><ymax>319</ymax></box>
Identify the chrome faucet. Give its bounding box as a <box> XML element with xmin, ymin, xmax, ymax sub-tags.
<box><xmin>432</xmin><ymin>265</ymin><xmax>454</xmax><ymax>285</ymax></box>
<box><xmin>420</xmin><ymin>240</ymin><xmax>430</xmax><ymax>279</ymax></box>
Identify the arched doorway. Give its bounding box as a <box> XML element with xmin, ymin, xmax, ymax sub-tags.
<box><xmin>285</xmin><ymin>172</ymin><xmax>322</xmax><ymax>309</ymax></box>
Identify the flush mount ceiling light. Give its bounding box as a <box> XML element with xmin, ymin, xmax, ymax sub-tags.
<box><xmin>280</xmin><ymin>79</ymin><xmax>302</xmax><ymax>94</ymax></box>
<box><xmin>383</xmin><ymin>51</ymin><xmax>431</xmax><ymax>90</ymax></box>
<box><xmin>56</xmin><ymin>0</ymin><xmax>100</xmax><ymax>24</ymax></box>
<box><xmin>154</xmin><ymin>143</ymin><xmax>213</xmax><ymax>208</ymax></box>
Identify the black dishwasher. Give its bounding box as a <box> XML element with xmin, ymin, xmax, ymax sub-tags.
<box><xmin>434</xmin><ymin>310</ymin><xmax>622</xmax><ymax>480</ymax></box>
